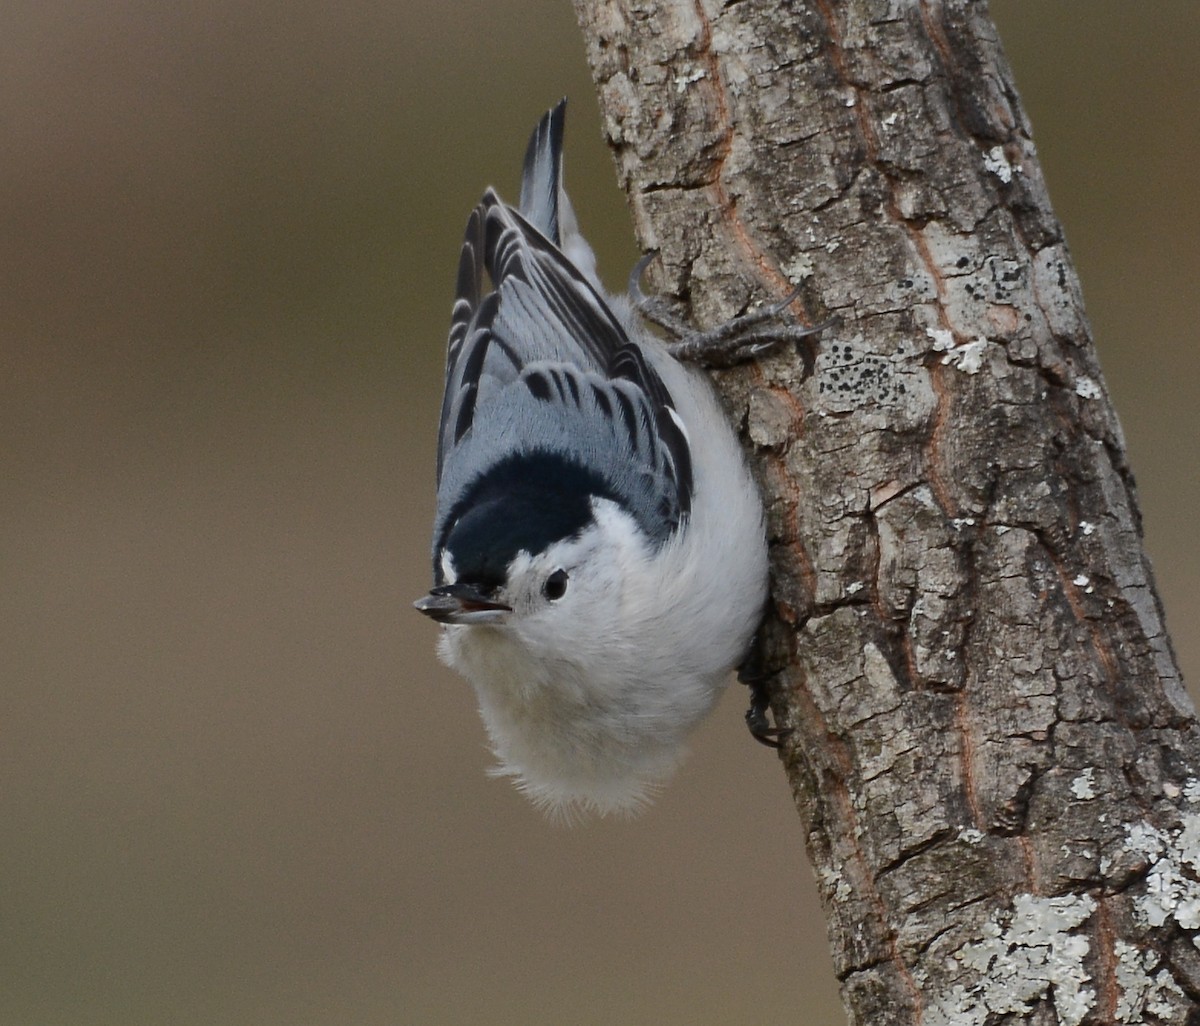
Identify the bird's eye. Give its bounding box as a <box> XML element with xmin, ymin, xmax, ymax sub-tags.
<box><xmin>543</xmin><ymin>569</ymin><xmax>569</xmax><ymax>601</ymax></box>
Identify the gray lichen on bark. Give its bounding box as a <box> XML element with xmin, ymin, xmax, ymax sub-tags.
<box><xmin>572</xmin><ymin>1</ymin><xmax>1200</xmax><ymax>1023</ymax></box>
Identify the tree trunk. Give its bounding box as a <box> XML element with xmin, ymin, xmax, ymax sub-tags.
<box><xmin>571</xmin><ymin>1</ymin><xmax>1200</xmax><ymax>1023</ymax></box>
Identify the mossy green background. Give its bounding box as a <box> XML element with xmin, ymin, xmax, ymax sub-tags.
<box><xmin>2</xmin><ymin>4</ymin><xmax>1196</xmax><ymax>1023</ymax></box>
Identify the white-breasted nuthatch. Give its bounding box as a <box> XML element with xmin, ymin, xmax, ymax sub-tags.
<box><xmin>415</xmin><ymin>100</ymin><xmax>827</xmax><ymax>818</ymax></box>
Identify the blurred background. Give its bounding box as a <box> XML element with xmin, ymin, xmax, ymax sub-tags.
<box><xmin>1</xmin><ymin>3</ymin><xmax>1196</xmax><ymax>1024</ymax></box>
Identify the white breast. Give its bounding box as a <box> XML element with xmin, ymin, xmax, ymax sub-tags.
<box><xmin>439</xmin><ymin>336</ymin><xmax>768</xmax><ymax>820</ymax></box>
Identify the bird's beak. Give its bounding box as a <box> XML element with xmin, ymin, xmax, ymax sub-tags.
<box><xmin>413</xmin><ymin>583</ymin><xmax>512</xmax><ymax>625</ymax></box>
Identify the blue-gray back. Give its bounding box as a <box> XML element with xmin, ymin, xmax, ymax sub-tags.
<box><xmin>432</xmin><ymin>103</ymin><xmax>693</xmax><ymax>562</ymax></box>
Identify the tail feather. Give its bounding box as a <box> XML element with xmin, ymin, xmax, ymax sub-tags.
<box><xmin>519</xmin><ymin>98</ymin><xmax>567</xmax><ymax>245</ymax></box>
<box><xmin>518</xmin><ymin>98</ymin><xmax>599</xmax><ymax>289</ymax></box>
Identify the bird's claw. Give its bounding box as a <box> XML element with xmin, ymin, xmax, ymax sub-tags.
<box><xmin>629</xmin><ymin>252</ymin><xmax>838</xmax><ymax>369</ymax></box>
<box><xmin>737</xmin><ymin>628</ymin><xmax>791</xmax><ymax>749</ymax></box>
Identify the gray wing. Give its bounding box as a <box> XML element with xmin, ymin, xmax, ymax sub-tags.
<box><xmin>434</xmin><ymin>189</ymin><xmax>693</xmax><ymax>548</ymax></box>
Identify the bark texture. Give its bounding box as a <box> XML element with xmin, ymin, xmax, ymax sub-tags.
<box><xmin>572</xmin><ymin>2</ymin><xmax>1200</xmax><ymax>1023</ymax></box>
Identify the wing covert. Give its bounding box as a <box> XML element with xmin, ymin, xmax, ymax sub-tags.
<box><xmin>434</xmin><ymin>190</ymin><xmax>693</xmax><ymax>550</ymax></box>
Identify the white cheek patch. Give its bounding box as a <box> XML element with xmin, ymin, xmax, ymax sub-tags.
<box><xmin>439</xmin><ymin>550</ymin><xmax>458</xmax><ymax>585</ymax></box>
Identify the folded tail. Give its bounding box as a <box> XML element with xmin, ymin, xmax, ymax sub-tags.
<box><xmin>518</xmin><ymin>98</ymin><xmax>599</xmax><ymax>289</ymax></box>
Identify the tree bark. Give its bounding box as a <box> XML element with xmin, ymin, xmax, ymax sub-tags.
<box><xmin>571</xmin><ymin>2</ymin><xmax>1200</xmax><ymax>1023</ymax></box>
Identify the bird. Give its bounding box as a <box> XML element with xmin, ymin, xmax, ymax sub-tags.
<box><xmin>415</xmin><ymin>99</ymin><xmax>824</xmax><ymax>819</ymax></box>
